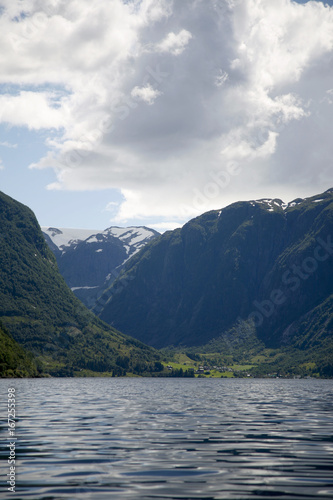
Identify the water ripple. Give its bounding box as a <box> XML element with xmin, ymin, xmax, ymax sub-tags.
<box><xmin>0</xmin><ymin>379</ymin><xmax>332</xmax><ymax>499</ymax></box>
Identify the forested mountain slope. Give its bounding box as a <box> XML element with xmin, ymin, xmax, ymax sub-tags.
<box><xmin>99</xmin><ymin>189</ymin><xmax>333</xmax><ymax>352</ymax></box>
<box><xmin>0</xmin><ymin>191</ymin><xmax>160</xmax><ymax>376</ymax></box>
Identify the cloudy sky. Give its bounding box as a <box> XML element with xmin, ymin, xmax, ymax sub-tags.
<box><xmin>0</xmin><ymin>0</ymin><xmax>333</xmax><ymax>232</ymax></box>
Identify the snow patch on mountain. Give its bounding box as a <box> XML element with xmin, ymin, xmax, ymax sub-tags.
<box><xmin>105</xmin><ymin>227</ymin><xmax>157</xmax><ymax>248</ymax></box>
<box><xmin>71</xmin><ymin>286</ymin><xmax>99</xmax><ymax>291</ymax></box>
<box><xmin>42</xmin><ymin>225</ymin><xmax>160</xmax><ymax>310</ymax></box>
<box><xmin>42</xmin><ymin>226</ymin><xmax>158</xmax><ymax>255</ymax></box>
<box><xmin>251</xmin><ymin>197</ymin><xmax>306</xmax><ymax>212</ymax></box>
<box><xmin>42</xmin><ymin>227</ymin><xmax>101</xmax><ymax>253</ymax></box>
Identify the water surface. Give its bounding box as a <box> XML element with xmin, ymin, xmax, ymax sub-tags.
<box><xmin>1</xmin><ymin>378</ymin><xmax>332</xmax><ymax>499</ymax></box>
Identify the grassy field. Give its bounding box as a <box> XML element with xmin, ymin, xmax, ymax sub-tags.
<box><xmin>160</xmin><ymin>344</ymin><xmax>329</xmax><ymax>378</ymax></box>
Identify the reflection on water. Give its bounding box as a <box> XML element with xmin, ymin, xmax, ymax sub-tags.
<box><xmin>0</xmin><ymin>378</ymin><xmax>333</xmax><ymax>499</ymax></box>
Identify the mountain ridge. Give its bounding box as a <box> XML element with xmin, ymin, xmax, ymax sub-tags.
<box><xmin>42</xmin><ymin>225</ymin><xmax>159</xmax><ymax>308</ymax></box>
<box><xmin>0</xmin><ymin>191</ymin><xmax>161</xmax><ymax>376</ymax></box>
<box><xmin>98</xmin><ymin>188</ymin><xmax>333</xmax><ymax>356</ymax></box>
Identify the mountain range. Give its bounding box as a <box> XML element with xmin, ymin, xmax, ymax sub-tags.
<box><xmin>0</xmin><ymin>191</ymin><xmax>160</xmax><ymax>377</ymax></box>
<box><xmin>42</xmin><ymin>226</ymin><xmax>159</xmax><ymax>308</ymax></box>
<box><xmin>97</xmin><ymin>189</ymin><xmax>333</xmax><ymax>360</ymax></box>
<box><xmin>1</xmin><ymin>187</ymin><xmax>332</xmax><ymax>378</ymax></box>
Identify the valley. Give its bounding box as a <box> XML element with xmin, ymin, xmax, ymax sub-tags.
<box><xmin>0</xmin><ymin>188</ymin><xmax>332</xmax><ymax>378</ymax></box>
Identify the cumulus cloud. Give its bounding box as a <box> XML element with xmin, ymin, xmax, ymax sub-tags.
<box><xmin>0</xmin><ymin>92</ymin><xmax>66</xmax><ymax>129</ymax></box>
<box><xmin>0</xmin><ymin>0</ymin><xmax>333</xmax><ymax>226</ymax></box>
<box><xmin>131</xmin><ymin>84</ymin><xmax>162</xmax><ymax>105</ymax></box>
<box><xmin>156</xmin><ymin>29</ymin><xmax>193</xmax><ymax>55</ymax></box>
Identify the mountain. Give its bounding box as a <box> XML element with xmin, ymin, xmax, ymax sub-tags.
<box><xmin>42</xmin><ymin>226</ymin><xmax>159</xmax><ymax>308</ymax></box>
<box><xmin>98</xmin><ymin>189</ymin><xmax>333</xmax><ymax>356</ymax></box>
<box><xmin>0</xmin><ymin>324</ymin><xmax>38</xmax><ymax>377</ymax></box>
<box><xmin>0</xmin><ymin>191</ymin><xmax>161</xmax><ymax>376</ymax></box>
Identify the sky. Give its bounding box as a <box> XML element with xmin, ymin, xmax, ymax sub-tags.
<box><xmin>0</xmin><ymin>0</ymin><xmax>333</xmax><ymax>233</ymax></box>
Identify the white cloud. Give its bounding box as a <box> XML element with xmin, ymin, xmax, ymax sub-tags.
<box><xmin>104</xmin><ymin>201</ymin><xmax>120</xmax><ymax>211</ymax></box>
<box><xmin>0</xmin><ymin>92</ymin><xmax>66</xmax><ymax>129</ymax></box>
<box><xmin>131</xmin><ymin>84</ymin><xmax>162</xmax><ymax>105</ymax></box>
<box><xmin>0</xmin><ymin>0</ymin><xmax>333</xmax><ymax>225</ymax></box>
<box><xmin>0</xmin><ymin>141</ymin><xmax>17</xmax><ymax>148</ymax></box>
<box><xmin>156</xmin><ymin>29</ymin><xmax>192</xmax><ymax>55</ymax></box>
<box><xmin>215</xmin><ymin>70</ymin><xmax>228</xmax><ymax>87</ymax></box>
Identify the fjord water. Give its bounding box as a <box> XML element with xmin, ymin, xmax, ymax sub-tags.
<box><xmin>1</xmin><ymin>379</ymin><xmax>332</xmax><ymax>500</ymax></box>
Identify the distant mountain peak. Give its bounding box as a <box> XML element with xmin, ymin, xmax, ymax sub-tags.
<box><xmin>250</xmin><ymin>198</ymin><xmax>289</xmax><ymax>211</ymax></box>
<box><xmin>42</xmin><ymin>225</ymin><xmax>160</xmax><ymax>309</ymax></box>
<box><xmin>42</xmin><ymin>227</ymin><xmax>101</xmax><ymax>253</ymax></box>
<box><xmin>247</xmin><ymin>190</ymin><xmax>333</xmax><ymax>212</ymax></box>
<box><xmin>46</xmin><ymin>227</ymin><xmax>63</xmax><ymax>236</ymax></box>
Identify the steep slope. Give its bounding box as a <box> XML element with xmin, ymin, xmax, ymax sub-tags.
<box><xmin>0</xmin><ymin>191</ymin><xmax>160</xmax><ymax>376</ymax></box>
<box><xmin>43</xmin><ymin>226</ymin><xmax>159</xmax><ymax>308</ymax></box>
<box><xmin>0</xmin><ymin>324</ymin><xmax>38</xmax><ymax>377</ymax></box>
<box><xmin>99</xmin><ymin>189</ymin><xmax>333</xmax><ymax>351</ymax></box>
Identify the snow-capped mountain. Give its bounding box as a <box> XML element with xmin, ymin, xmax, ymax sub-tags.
<box><xmin>42</xmin><ymin>226</ymin><xmax>160</xmax><ymax>308</ymax></box>
<box><xmin>41</xmin><ymin>227</ymin><xmax>100</xmax><ymax>253</ymax></box>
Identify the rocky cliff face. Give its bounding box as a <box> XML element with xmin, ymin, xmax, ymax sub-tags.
<box><xmin>99</xmin><ymin>189</ymin><xmax>333</xmax><ymax>349</ymax></box>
